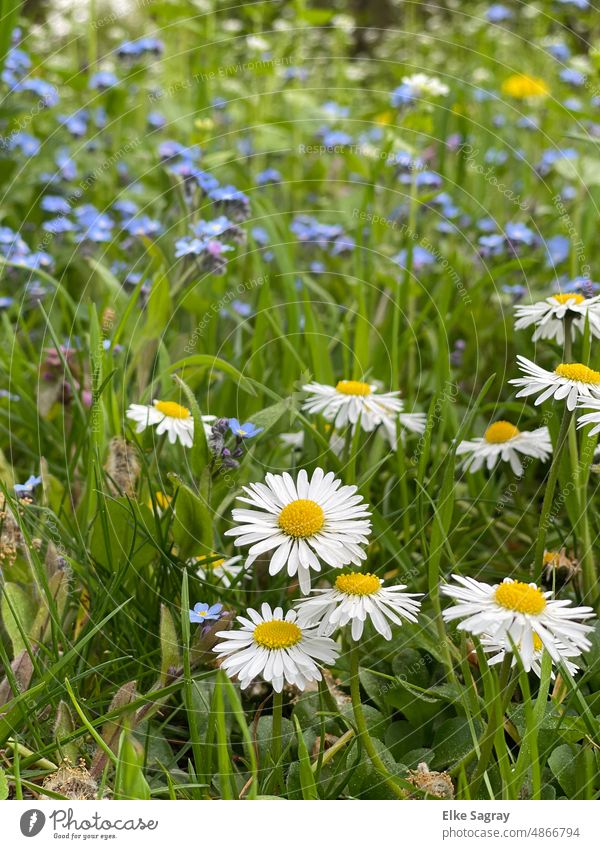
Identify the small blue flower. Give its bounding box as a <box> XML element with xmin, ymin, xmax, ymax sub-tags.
<box><xmin>505</xmin><ymin>222</ymin><xmax>535</xmax><ymax>246</ymax></box>
<box><xmin>478</xmin><ymin>233</ymin><xmax>506</xmax><ymax>255</ymax></box>
<box><xmin>14</xmin><ymin>474</ymin><xmax>42</xmax><ymax>496</ymax></box>
<box><xmin>112</xmin><ymin>199</ymin><xmax>139</xmax><ymax>218</ymax></box>
<box><xmin>555</xmin><ymin>0</ymin><xmax>587</xmax><ymax>8</ymax></box>
<box><xmin>228</xmin><ymin>418</ymin><xmax>263</xmax><ymax>438</ymax></box>
<box><xmin>547</xmin><ymin>42</ymin><xmax>571</xmax><ymax>62</ymax></box>
<box><xmin>256</xmin><ymin>168</ymin><xmax>281</xmax><ymax>185</ymax></box>
<box><xmin>316</xmin><ymin>127</ymin><xmax>353</xmax><ymax>148</ymax></box>
<box><xmin>18</xmin><ymin>78</ymin><xmax>59</xmax><ymax>106</ymax></box>
<box><xmin>545</xmin><ymin>235</ymin><xmax>570</xmax><ymax>268</ymax></box>
<box><xmin>189</xmin><ymin>602</ymin><xmax>223</xmax><ymax>624</ymax></box>
<box><xmin>393</xmin><ymin>246</ymin><xmax>436</xmax><ymax>269</ymax></box>
<box><xmin>89</xmin><ymin>71</ymin><xmax>118</xmax><ymax>90</ymax></box>
<box><xmin>55</xmin><ymin>149</ymin><xmax>77</xmax><ymax>181</ymax></box>
<box><xmin>43</xmin><ymin>217</ymin><xmax>75</xmax><ymax>234</ymax></box>
<box><xmin>59</xmin><ymin>111</ymin><xmax>88</xmax><ymax>137</ymax></box>
<box><xmin>563</xmin><ymin>97</ymin><xmax>583</xmax><ymax>112</ymax></box>
<box><xmin>122</xmin><ymin>215</ymin><xmax>163</xmax><ymax>238</ymax></box>
<box><xmin>116</xmin><ymin>37</ymin><xmax>164</xmax><ymax>60</ymax></box>
<box><xmin>560</xmin><ymin>68</ymin><xmax>585</xmax><ymax>87</ymax></box>
<box><xmin>41</xmin><ymin>195</ymin><xmax>71</xmax><ymax>215</ymax></box>
<box><xmin>486</xmin><ymin>4</ymin><xmax>513</xmax><ymax>22</ymax></box>
<box><xmin>148</xmin><ymin>111</ymin><xmax>166</xmax><ymax>129</ymax></box>
<box><xmin>8</xmin><ymin>132</ymin><xmax>40</xmax><ymax>156</ymax></box>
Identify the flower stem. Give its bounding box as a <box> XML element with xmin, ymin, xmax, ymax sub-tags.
<box><xmin>469</xmin><ymin>654</ymin><xmax>515</xmax><ymax>798</ymax></box>
<box><xmin>349</xmin><ymin>645</ymin><xmax>406</xmax><ymax>799</ymax></box>
<box><xmin>534</xmin><ymin>403</ymin><xmax>574</xmax><ymax>579</ymax></box>
<box><xmin>271</xmin><ymin>690</ymin><xmax>284</xmax><ymax>793</ymax></box>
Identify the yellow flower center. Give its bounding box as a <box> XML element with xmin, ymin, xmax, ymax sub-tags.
<box><xmin>501</xmin><ymin>74</ymin><xmax>549</xmax><ymax>99</ymax></box>
<box><xmin>253</xmin><ymin>619</ymin><xmax>302</xmax><ymax>649</ymax></box>
<box><xmin>554</xmin><ymin>363</ymin><xmax>600</xmax><ymax>384</ymax></box>
<box><xmin>154</xmin><ymin>400</ymin><xmax>191</xmax><ymax>419</ymax></box>
<box><xmin>278</xmin><ymin>499</ymin><xmax>325</xmax><ymax>538</ymax></box>
<box><xmin>552</xmin><ymin>293</ymin><xmax>585</xmax><ymax>306</ymax></box>
<box><xmin>196</xmin><ymin>552</ymin><xmax>225</xmax><ymax>571</ymax></box>
<box><xmin>494</xmin><ymin>581</ymin><xmax>547</xmax><ymax>615</ymax></box>
<box><xmin>543</xmin><ymin>550</ymin><xmax>560</xmax><ymax>567</ymax></box>
<box><xmin>335</xmin><ymin>380</ymin><xmax>372</xmax><ymax>396</ymax></box>
<box><xmin>148</xmin><ymin>491</ymin><xmax>172</xmax><ymax>512</ymax></box>
<box><xmin>335</xmin><ymin>572</ymin><xmax>381</xmax><ymax>596</ymax></box>
<box><xmin>484</xmin><ymin>421</ymin><xmax>520</xmax><ymax>444</ymax></box>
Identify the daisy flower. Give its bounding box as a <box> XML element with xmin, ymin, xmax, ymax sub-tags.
<box><xmin>575</xmin><ymin>394</ymin><xmax>600</xmax><ymax>436</ymax></box>
<box><xmin>224</xmin><ymin>467</ymin><xmax>372</xmax><ymax>593</ymax></box>
<box><xmin>189</xmin><ymin>602</ymin><xmax>223</xmax><ymax>624</ymax></box>
<box><xmin>514</xmin><ymin>293</ymin><xmax>600</xmax><ymax>343</ymax></box>
<box><xmin>302</xmin><ymin>380</ymin><xmax>426</xmax><ymax>445</ymax></box>
<box><xmin>126</xmin><ymin>400</ymin><xmax>215</xmax><ymax>448</ymax></box>
<box><xmin>296</xmin><ymin>571</ymin><xmax>422</xmax><ymax>641</ymax></box>
<box><xmin>441</xmin><ymin>575</ymin><xmax>595</xmax><ymax>671</ymax></box>
<box><xmin>400</xmin><ymin>73</ymin><xmax>449</xmax><ymax>98</ymax></box>
<box><xmin>508</xmin><ymin>356</ymin><xmax>600</xmax><ymax>411</ymax></box>
<box><xmin>480</xmin><ymin>633</ymin><xmax>580</xmax><ymax>679</ymax></box>
<box><xmin>213</xmin><ymin>603</ymin><xmax>339</xmax><ymax>692</ymax></box>
<box><xmin>279</xmin><ymin>427</ymin><xmax>347</xmax><ymax>458</ymax></box>
<box><xmin>456</xmin><ymin>421</ymin><xmax>552</xmax><ymax>475</ymax></box>
<box><xmin>193</xmin><ymin>552</ymin><xmax>245</xmax><ymax>588</ymax></box>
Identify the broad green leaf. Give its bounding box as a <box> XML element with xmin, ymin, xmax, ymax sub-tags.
<box><xmin>168</xmin><ymin>476</ymin><xmax>213</xmax><ymax>559</ymax></box>
<box><xmin>1</xmin><ymin>583</ymin><xmax>35</xmax><ymax>658</ymax></box>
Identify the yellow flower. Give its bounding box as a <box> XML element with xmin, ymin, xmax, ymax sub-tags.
<box><xmin>375</xmin><ymin>110</ymin><xmax>393</xmax><ymax>126</ymax></box>
<box><xmin>501</xmin><ymin>74</ymin><xmax>549</xmax><ymax>99</ymax></box>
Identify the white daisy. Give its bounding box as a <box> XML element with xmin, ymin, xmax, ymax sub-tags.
<box><xmin>401</xmin><ymin>73</ymin><xmax>449</xmax><ymax>98</ymax></box>
<box><xmin>480</xmin><ymin>633</ymin><xmax>581</xmax><ymax>679</ymax></box>
<box><xmin>126</xmin><ymin>400</ymin><xmax>215</xmax><ymax>448</ymax></box>
<box><xmin>456</xmin><ymin>421</ymin><xmax>552</xmax><ymax>475</ymax></box>
<box><xmin>193</xmin><ymin>552</ymin><xmax>245</xmax><ymax>588</ymax></box>
<box><xmin>213</xmin><ymin>603</ymin><xmax>339</xmax><ymax>692</ymax></box>
<box><xmin>302</xmin><ymin>380</ymin><xmax>426</xmax><ymax>445</ymax></box>
<box><xmin>441</xmin><ymin>575</ymin><xmax>595</xmax><ymax>671</ymax></box>
<box><xmin>508</xmin><ymin>356</ymin><xmax>600</xmax><ymax>411</ymax></box>
<box><xmin>514</xmin><ymin>293</ymin><xmax>600</xmax><ymax>344</ymax></box>
<box><xmin>224</xmin><ymin>467</ymin><xmax>372</xmax><ymax>594</ymax></box>
<box><xmin>575</xmin><ymin>394</ymin><xmax>600</xmax><ymax>436</ymax></box>
<box><xmin>296</xmin><ymin>571</ymin><xmax>422</xmax><ymax>641</ymax></box>
<box><xmin>279</xmin><ymin>428</ymin><xmax>347</xmax><ymax>457</ymax></box>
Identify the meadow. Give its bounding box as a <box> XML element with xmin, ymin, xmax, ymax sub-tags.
<box><xmin>0</xmin><ymin>0</ymin><xmax>599</xmax><ymax>802</ymax></box>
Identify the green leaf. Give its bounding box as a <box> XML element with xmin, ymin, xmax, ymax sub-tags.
<box><xmin>431</xmin><ymin>718</ymin><xmax>482</xmax><ymax>770</ymax></box>
<box><xmin>293</xmin><ymin>715</ymin><xmax>318</xmax><ymax>800</ymax></box>
<box><xmin>159</xmin><ymin>605</ymin><xmax>181</xmax><ymax>684</ymax></box>
<box><xmin>144</xmin><ymin>270</ymin><xmax>172</xmax><ymax>339</ymax></box>
<box><xmin>1</xmin><ymin>583</ymin><xmax>35</xmax><ymax>658</ymax></box>
<box><xmin>166</xmin><ymin>355</ymin><xmax>257</xmax><ymax>396</ymax></box>
<box><xmin>0</xmin><ymin>766</ymin><xmax>8</xmax><ymax>800</ymax></box>
<box><xmin>89</xmin><ymin>497</ymin><xmax>156</xmax><ymax>572</ymax></box>
<box><xmin>548</xmin><ymin>744</ymin><xmax>579</xmax><ymax>797</ymax></box>
<box><xmin>116</xmin><ymin>731</ymin><xmax>151</xmax><ymax>800</ymax></box>
<box><xmin>168</xmin><ymin>476</ymin><xmax>213</xmax><ymax>559</ymax></box>
<box><xmin>172</xmin><ymin>375</ymin><xmax>209</xmax><ymax>478</ymax></box>
<box><xmin>246</xmin><ymin>399</ymin><xmax>293</xmax><ymax>434</ymax></box>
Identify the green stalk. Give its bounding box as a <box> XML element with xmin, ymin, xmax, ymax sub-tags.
<box><xmin>468</xmin><ymin>654</ymin><xmax>516</xmax><ymax>798</ymax></box>
<box><xmin>271</xmin><ymin>690</ymin><xmax>284</xmax><ymax>793</ymax></box>
<box><xmin>533</xmin><ymin>403</ymin><xmax>574</xmax><ymax>579</ymax></box>
<box><xmin>349</xmin><ymin>645</ymin><xmax>405</xmax><ymax>799</ymax></box>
